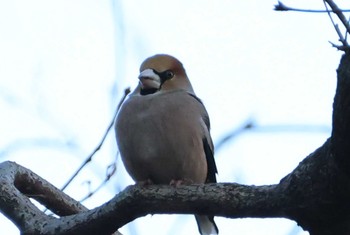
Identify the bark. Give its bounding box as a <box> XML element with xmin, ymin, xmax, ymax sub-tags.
<box><xmin>0</xmin><ymin>52</ymin><xmax>350</xmax><ymax>235</ymax></box>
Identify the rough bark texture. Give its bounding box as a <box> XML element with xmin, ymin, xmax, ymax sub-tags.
<box><xmin>0</xmin><ymin>52</ymin><xmax>350</xmax><ymax>235</ymax></box>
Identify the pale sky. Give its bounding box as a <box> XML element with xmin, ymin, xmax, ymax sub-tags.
<box><xmin>0</xmin><ymin>0</ymin><xmax>346</xmax><ymax>234</ymax></box>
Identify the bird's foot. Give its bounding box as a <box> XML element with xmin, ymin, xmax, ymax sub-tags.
<box><xmin>169</xmin><ymin>178</ymin><xmax>193</xmax><ymax>187</ymax></box>
<box><xmin>136</xmin><ymin>179</ymin><xmax>153</xmax><ymax>186</ymax></box>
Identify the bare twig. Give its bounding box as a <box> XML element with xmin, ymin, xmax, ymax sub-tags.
<box><xmin>275</xmin><ymin>1</ymin><xmax>350</xmax><ymax>50</ymax></box>
<box><xmin>324</xmin><ymin>0</ymin><xmax>350</xmax><ymax>35</ymax></box>
<box><xmin>215</xmin><ymin>119</ymin><xmax>254</xmax><ymax>151</ymax></box>
<box><xmin>215</xmin><ymin>120</ymin><xmax>331</xmax><ymax>152</ymax></box>
<box><xmin>274</xmin><ymin>1</ymin><xmax>350</xmax><ymax>13</ymax></box>
<box><xmin>323</xmin><ymin>0</ymin><xmax>349</xmax><ymax>50</ymax></box>
<box><xmin>323</xmin><ymin>0</ymin><xmax>350</xmax><ymax>49</ymax></box>
<box><xmin>60</xmin><ymin>88</ymin><xmax>130</xmax><ymax>191</ymax></box>
<box><xmin>79</xmin><ymin>160</ymin><xmax>117</xmax><ymax>203</ymax></box>
<box><xmin>345</xmin><ymin>15</ymin><xmax>350</xmax><ymax>41</ymax></box>
<box><xmin>329</xmin><ymin>41</ymin><xmax>350</xmax><ymax>51</ymax></box>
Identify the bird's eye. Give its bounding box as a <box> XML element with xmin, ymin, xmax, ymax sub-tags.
<box><xmin>165</xmin><ymin>70</ymin><xmax>174</xmax><ymax>79</ymax></box>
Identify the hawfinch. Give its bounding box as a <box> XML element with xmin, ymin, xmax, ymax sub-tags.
<box><xmin>115</xmin><ymin>54</ymin><xmax>218</xmax><ymax>235</ymax></box>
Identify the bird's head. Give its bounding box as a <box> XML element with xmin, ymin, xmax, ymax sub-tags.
<box><xmin>138</xmin><ymin>54</ymin><xmax>194</xmax><ymax>95</ymax></box>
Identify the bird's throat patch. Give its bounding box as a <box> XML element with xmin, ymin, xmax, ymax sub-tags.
<box><xmin>140</xmin><ymin>88</ymin><xmax>158</xmax><ymax>95</ymax></box>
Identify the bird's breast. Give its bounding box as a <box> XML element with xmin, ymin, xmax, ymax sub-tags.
<box><xmin>115</xmin><ymin>91</ymin><xmax>208</xmax><ymax>184</ymax></box>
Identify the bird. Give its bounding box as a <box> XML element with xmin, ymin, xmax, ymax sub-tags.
<box><xmin>115</xmin><ymin>54</ymin><xmax>218</xmax><ymax>235</ymax></box>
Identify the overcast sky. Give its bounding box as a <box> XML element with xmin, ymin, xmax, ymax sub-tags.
<box><xmin>0</xmin><ymin>0</ymin><xmax>348</xmax><ymax>234</ymax></box>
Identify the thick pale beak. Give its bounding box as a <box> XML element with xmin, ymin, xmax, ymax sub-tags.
<box><xmin>138</xmin><ymin>69</ymin><xmax>161</xmax><ymax>89</ymax></box>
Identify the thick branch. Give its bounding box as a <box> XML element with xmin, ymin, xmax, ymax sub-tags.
<box><xmin>3</xmin><ymin>139</ymin><xmax>350</xmax><ymax>235</ymax></box>
<box><xmin>0</xmin><ymin>161</ymin><xmax>87</xmax><ymax>233</ymax></box>
<box><xmin>50</xmin><ymin>183</ymin><xmax>285</xmax><ymax>235</ymax></box>
<box><xmin>332</xmin><ymin>52</ymin><xmax>350</xmax><ymax>175</ymax></box>
<box><xmin>279</xmin><ymin>139</ymin><xmax>350</xmax><ymax>235</ymax></box>
<box><xmin>0</xmin><ymin>161</ymin><xmax>287</xmax><ymax>234</ymax></box>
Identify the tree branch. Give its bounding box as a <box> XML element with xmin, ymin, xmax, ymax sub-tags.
<box><xmin>1</xmin><ymin>47</ymin><xmax>350</xmax><ymax>235</ymax></box>
<box><xmin>0</xmin><ymin>161</ymin><xmax>281</xmax><ymax>234</ymax></box>
<box><xmin>274</xmin><ymin>1</ymin><xmax>350</xmax><ymax>13</ymax></box>
<box><xmin>324</xmin><ymin>0</ymin><xmax>350</xmax><ymax>35</ymax></box>
<box><xmin>2</xmin><ymin>133</ymin><xmax>350</xmax><ymax>235</ymax></box>
<box><xmin>0</xmin><ymin>161</ymin><xmax>86</xmax><ymax>233</ymax></box>
<box><xmin>275</xmin><ymin>1</ymin><xmax>350</xmax><ymax>50</ymax></box>
<box><xmin>332</xmin><ymin>52</ymin><xmax>350</xmax><ymax>175</ymax></box>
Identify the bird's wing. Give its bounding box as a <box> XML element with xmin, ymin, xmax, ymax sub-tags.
<box><xmin>188</xmin><ymin>93</ymin><xmax>218</xmax><ymax>183</ymax></box>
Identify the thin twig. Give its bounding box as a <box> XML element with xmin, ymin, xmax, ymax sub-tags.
<box><xmin>79</xmin><ymin>160</ymin><xmax>117</xmax><ymax>203</ymax></box>
<box><xmin>60</xmin><ymin>88</ymin><xmax>130</xmax><ymax>191</ymax></box>
<box><xmin>274</xmin><ymin>1</ymin><xmax>350</xmax><ymax>13</ymax></box>
<box><xmin>215</xmin><ymin>120</ymin><xmax>331</xmax><ymax>152</ymax></box>
<box><xmin>324</xmin><ymin>0</ymin><xmax>350</xmax><ymax>35</ymax></box>
<box><xmin>215</xmin><ymin>119</ymin><xmax>254</xmax><ymax>151</ymax></box>
<box><xmin>323</xmin><ymin>0</ymin><xmax>350</xmax><ymax>49</ymax></box>
<box><xmin>323</xmin><ymin>0</ymin><xmax>349</xmax><ymax>49</ymax></box>
<box><xmin>345</xmin><ymin>15</ymin><xmax>350</xmax><ymax>41</ymax></box>
<box><xmin>329</xmin><ymin>41</ymin><xmax>350</xmax><ymax>51</ymax></box>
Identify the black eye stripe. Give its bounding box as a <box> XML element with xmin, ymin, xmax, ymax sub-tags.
<box><xmin>153</xmin><ymin>69</ymin><xmax>174</xmax><ymax>81</ymax></box>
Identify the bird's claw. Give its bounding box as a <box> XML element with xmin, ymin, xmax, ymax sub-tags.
<box><xmin>136</xmin><ymin>179</ymin><xmax>153</xmax><ymax>186</ymax></box>
<box><xmin>169</xmin><ymin>178</ymin><xmax>193</xmax><ymax>187</ymax></box>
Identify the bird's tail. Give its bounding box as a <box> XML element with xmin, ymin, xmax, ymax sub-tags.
<box><xmin>195</xmin><ymin>215</ymin><xmax>218</xmax><ymax>235</ymax></box>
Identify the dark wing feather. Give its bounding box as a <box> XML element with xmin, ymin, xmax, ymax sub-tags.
<box><xmin>202</xmin><ymin>138</ymin><xmax>218</xmax><ymax>183</ymax></box>
<box><xmin>188</xmin><ymin>93</ymin><xmax>210</xmax><ymax>130</ymax></box>
<box><xmin>188</xmin><ymin>93</ymin><xmax>218</xmax><ymax>183</ymax></box>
